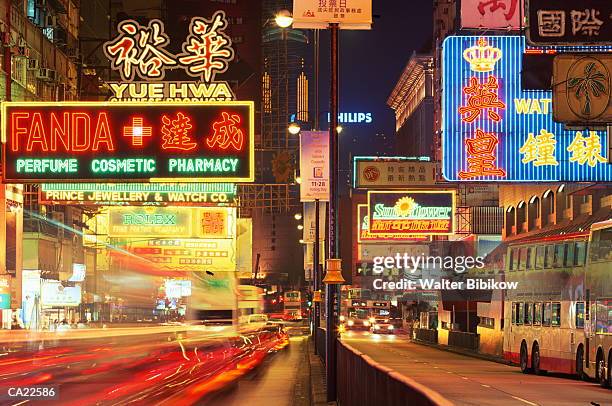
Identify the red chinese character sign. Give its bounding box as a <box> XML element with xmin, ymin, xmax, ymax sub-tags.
<box><xmin>442</xmin><ymin>35</ymin><xmax>612</xmax><ymax>182</ymax></box>
<box><xmin>461</xmin><ymin>0</ymin><xmax>522</xmax><ymax>30</ymax></box>
<box><xmin>1</xmin><ymin>101</ymin><xmax>254</xmax><ymax>183</ymax></box>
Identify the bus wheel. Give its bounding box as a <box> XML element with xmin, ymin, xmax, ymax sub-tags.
<box><xmin>520</xmin><ymin>342</ymin><xmax>530</xmax><ymax>374</ymax></box>
<box><xmin>599</xmin><ymin>353</ymin><xmax>611</xmax><ymax>388</ymax></box>
<box><xmin>576</xmin><ymin>345</ymin><xmax>585</xmax><ymax>380</ymax></box>
<box><xmin>532</xmin><ymin>343</ymin><xmax>544</xmax><ymax>375</ymax></box>
<box><xmin>596</xmin><ymin>352</ymin><xmax>608</xmax><ymax>388</ymax></box>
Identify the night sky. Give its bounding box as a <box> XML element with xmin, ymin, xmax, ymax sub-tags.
<box><xmin>316</xmin><ymin>1</ymin><xmax>434</xmax><ymax>187</ymax></box>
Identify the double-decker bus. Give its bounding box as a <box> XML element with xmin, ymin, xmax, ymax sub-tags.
<box><xmin>584</xmin><ymin>220</ymin><xmax>611</xmax><ymax>387</ymax></box>
<box><xmin>503</xmin><ymin>228</ymin><xmax>589</xmax><ymax>375</ymax></box>
<box><xmin>344</xmin><ymin>299</ymin><xmax>391</xmax><ymax>330</ymax></box>
<box><xmin>283</xmin><ymin>291</ymin><xmax>302</xmax><ymax>320</ymax></box>
<box><xmin>502</xmin><ymin>219</ymin><xmax>611</xmax><ymax>385</ymax></box>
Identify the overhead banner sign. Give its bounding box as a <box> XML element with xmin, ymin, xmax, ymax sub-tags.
<box><xmin>552</xmin><ymin>54</ymin><xmax>612</xmax><ymax>125</ymax></box>
<box><xmin>122</xmin><ymin>238</ymin><xmax>236</xmax><ymax>272</ymax></box>
<box><xmin>303</xmin><ymin>200</ymin><xmax>327</xmax><ymax>243</ymax></box>
<box><xmin>442</xmin><ymin>36</ymin><xmax>612</xmax><ymax>182</ymax></box>
<box><xmin>40</xmin><ymin>183</ymin><xmax>237</xmax><ymax>205</ymax></box>
<box><xmin>300</xmin><ymin>131</ymin><xmax>329</xmax><ymax>202</ymax></box>
<box><xmin>367</xmin><ymin>191</ymin><xmax>455</xmax><ymax>236</ymax></box>
<box><xmin>357</xmin><ymin>204</ymin><xmax>428</xmax><ymax>243</ymax></box>
<box><xmin>461</xmin><ymin>0</ymin><xmax>522</xmax><ymax>30</ymax></box>
<box><xmin>353</xmin><ymin>157</ymin><xmax>436</xmax><ymax>188</ymax></box>
<box><xmin>1</xmin><ymin>101</ymin><xmax>254</xmax><ymax>183</ymax></box>
<box><xmin>526</xmin><ymin>0</ymin><xmax>612</xmax><ymax>45</ymax></box>
<box><xmin>292</xmin><ymin>0</ymin><xmax>372</xmax><ymax>29</ymax></box>
<box><xmin>108</xmin><ymin>207</ymin><xmax>235</xmax><ymax>239</ymax></box>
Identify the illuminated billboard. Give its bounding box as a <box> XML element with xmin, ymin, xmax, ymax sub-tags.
<box><xmin>108</xmin><ymin>207</ymin><xmax>235</xmax><ymax>239</ymax></box>
<box><xmin>122</xmin><ymin>238</ymin><xmax>236</xmax><ymax>272</ymax></box>
<box><xmin>357</xmin><ymin>204</ymin><xmax>428</xmax><ymax>242</ymax></box>
<box><xmin>1</xmin><ymin>101</ymin><xmax>254</xmax><ymax>183</ymax></box>
<box><xmin>442</xmin><ymin>35</ymin><xmax>612</xmax><ymax>182</ymax></box>
<box><xmin>40</xmin><ymin>183</ymin><xmax>236</xmax><ymax>205</ymax></box>
<box><xmin>367</xmin><ymin>191</ymin><xmax>455</xmax><ymax>236</ymax></box>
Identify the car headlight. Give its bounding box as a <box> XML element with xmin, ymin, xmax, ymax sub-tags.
<box><xmin>363</xmin><ymin>321</ymin><xmax>370</xmax><ymax>327</ymax></box>
<box><xmin>374</xmin><ymin>324</ymin><xmax>380</xmax><ymax>330</ymax></box>
<box><xmin>347</xmin><ymin>320</ymin><xmax>354</xmax><ymax>326</ymax></box>
<box><xmin>387</xmin><ymin>325</ymin><xmax>394</xmax><ymax>330</ymax></box>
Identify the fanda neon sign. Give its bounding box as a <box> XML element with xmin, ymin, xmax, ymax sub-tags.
<box><xmin>103</xmin><ymin>11</ymin><xmax>235</xmax><ymax>101</ymax></box>
<box><xmin>442</xmin><ymin>35</ymin><xmax>612</xmax><ymax>182</ymax></box>
<box><xmin>1</xmin><ymin>101</ymin><xmax>254</xmax><ymax>183</ymax></box>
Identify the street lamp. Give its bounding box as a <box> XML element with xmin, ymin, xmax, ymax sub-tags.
<box><xmin>297</xmin><ymin>224</ymin><xmax>304</xmax><ymax>230</ymax></box>
<box><xmin>294</xmin><ymin>213</ymin><xmax>303</xmax><ymax>220</ymax></box>
<box><xmin>299</xmin><ymin>239</ymin><xmax>305</xmax><ymax>244</ymax></box>
<box><xmin>295</xmin><ymin>176</ymin><xmax>302</xmax><ymax>184</ymax></box>
<box><xmin>288</xmin><ymin>122</ymin><xmax>301</xmax><ymax>135</ymax></box>
<box><xmin>274</xmin><ymin>9</ymin><xmax>293</xmax><ymax>28</ymax></box>
<box><xmin>336</xmin><ymin>125</ymin><xmax>343</xmax><ymax>134</ymax></box>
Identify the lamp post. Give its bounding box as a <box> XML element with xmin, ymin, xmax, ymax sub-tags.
<box><xmin>324</xmin><ymin>22</ymin><xmax>345</xmax><ymax>403</ymax></box>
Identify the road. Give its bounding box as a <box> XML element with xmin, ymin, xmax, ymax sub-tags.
<box><xmin>342</xmin><ymin>331</ymin><xmax>611</xmax><ymax>406</ymax></box>
<box><xmin>204</xmin><ymin>336</ymin><xmax>309</xmax><ymax>406</ymax></box>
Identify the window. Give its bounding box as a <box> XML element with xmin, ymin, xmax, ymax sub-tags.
<box><xmin>524</xmin><ymin>303</ymin><xmax>533</xmax><ymax>325</ymax></box>
<box><xmin>576</xmin><ymin>302</ymin><xmax>585</xmax><ymax>329</ymax></box>
<box><xmin>534</xmin><ymin>302</ymin><xmax>542</xmax><ymax>325</ymax></box>
<box><xmin>509</xmin><ymin>249</ymin><xmax>515</xmax><ymax>271</ymax></box>
<box><xmin>513</xmin><ymin>302</ymin><xmax>523</xmax><ymax>324</ymax></box>
<box><xmin>574</xmin><ymin>242</ymin><xmax>586</xmax><ymax>266</ymax></box>
<box><xmin>553</xmin><ymin>244</ymin><xmax>565</xmax><ymax>267</ymax></box>
<box><xmin>551</xmin><ymin>302</ymin><xmax>561</xmax><ymax>326</ymax></box>
<box><xmin>590</xmin><ymin>228</ymin><xmax>612</xmax><ymax>263</ymax></box>
<box><xmin>544</xmin><ymin>245</ymin><xmax>555</xmax><ymax>268</ymax></box>
<box><xmin>543</xmin><ymin>302</ymin><xmax>552</xmax><ymax>326</ymax></box>
<box><xmin>595</xmin><ymin>299</ymin><xmax>612</xmax><ymax>334</ymax></box>
<box><xmin>536</xmin><ymin>246</ymin><xmax>545</xmax><ymax>269</ymax></box>
<box><xmin>565</xmin><ymin>243</ymin><xmax>575</xmax><ymax>267</ymax></box>
<box><xmin>526</xmin><ymin>247</ymin><xmax>534</xmax><ymax>270</ymax></box>
<box><xmin>518</xmin><ymin>248</ymin><xmax>526</xmax><ymax>270</ymax></box>
<box><xmin>479</xmin><ymin>316</ymin><xmax>495</xmax><ymax>329</ymax></box>
<box><xmin>518</xmin><ymin>302</ymin><xmax>525</xmax><ymax>325</ymax></box>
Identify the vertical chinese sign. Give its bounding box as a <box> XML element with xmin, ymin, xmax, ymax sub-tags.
<box><xmin>442</xmin><ymin>35</ymin><xmax>612</xmax><ymax>182</ymax></box>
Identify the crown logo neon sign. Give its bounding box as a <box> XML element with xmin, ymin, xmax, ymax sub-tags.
<box><xmin>462</xmin><ymin>37</ymin><xmax>502</xmax><ymax>72</ymax></box>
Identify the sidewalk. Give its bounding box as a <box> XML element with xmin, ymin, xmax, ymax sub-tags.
<box><xmin>308</xmin><ymin>338</ymin><xmax>332</xmax><ymax>406</ymax></box>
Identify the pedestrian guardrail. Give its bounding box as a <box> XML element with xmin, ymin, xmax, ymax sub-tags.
<box><xmin>337</xmin><ymin>340</ymin><xmax>453</xmax><ymax>406</ymax></box>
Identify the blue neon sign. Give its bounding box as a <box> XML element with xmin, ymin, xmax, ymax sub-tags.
<box><xmin>442</xmin><ymin>35</ymin><xmax>611</xmax><ymax>182</ymax></box>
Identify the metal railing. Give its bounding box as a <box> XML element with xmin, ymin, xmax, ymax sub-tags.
<box><xmin>337</xmin><ymin>340</ymin><xmax>452</xmax><ymax>406</ymax></box>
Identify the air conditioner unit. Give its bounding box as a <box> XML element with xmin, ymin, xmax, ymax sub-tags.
<box><xmin>47</xmin><ymin>69</ymin><xmax>58</xmax><ymax>82</ymax></box>
<box><xmin>37</xmin><ymin>68</ymin><xmax>52</xmax><ymax>81</ymax></box>
<box><xmin>45</xmin><ymin>15</ymin><xmax>57</xmax><ymax>28</ymax></box>
<box><xmin>27</xmin><ymin>58</ymin><xmax>39</xmax><ymax>70</ymax></box>
<box><xmin>17</xmin><ymin>45</ymin><xmax>29</xmax><ymax>58</ymax></box>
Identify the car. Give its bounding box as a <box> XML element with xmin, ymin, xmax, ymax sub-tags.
<box><xmin>370</xmin><ymin>318</ymin><xmax>395</xmax><ymax>334</ymax></box>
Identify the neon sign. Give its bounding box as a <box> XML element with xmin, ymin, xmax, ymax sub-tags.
<box><xmin>442</xmin><ymin>35</ymin><xmax>612</xmax><ymax>182</ymax></box>
<box><xmin>367</xmin><ymin>191</ymin><xmax>455</xmax><ymax>236</ymax></box>
<box><xmin>1</xmin><ymin>101</ymin><xmax>254</xmax><ymax>183</ymax></box>
<box><xmin>103</xmin><ymin>12</ymin><xmax>236</xmax><ymax>102</ymax></box>
<box><xmin>357</xmin><ymin>204</ymin><xmax>428</xmax><ymax>242</ymax></box>
<box><xmin>39</xmin><ymin>183</ymin><xmax>237</xmax><ymax>206</ymax></box>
